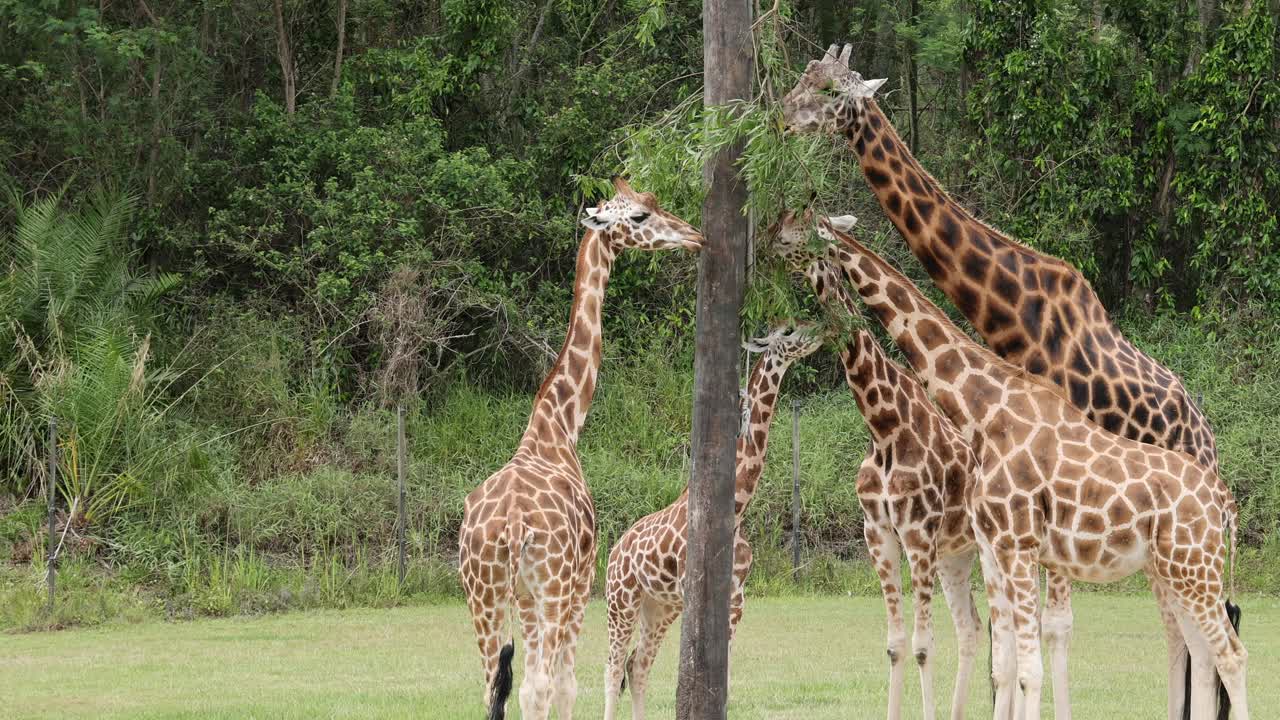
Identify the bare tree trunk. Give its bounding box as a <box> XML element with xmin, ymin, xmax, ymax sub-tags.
<box><xmin>506</xmin><ymin>0</ymin><xmax>556</xmax><ymax>108</ymax></box>
<box><xmin>676</xmin><ymin>2</ymin><xmax>752</xmax><ymax>719</ymax></box>
<box><xmin>274</xmin><ymin>0</ymin><xmax>296</xmax><ymax>115</ymax></box>
<box><xmin>331</xmin><ymin>0</ymin><xmax>348</xmax><ymax>96</ymax></box>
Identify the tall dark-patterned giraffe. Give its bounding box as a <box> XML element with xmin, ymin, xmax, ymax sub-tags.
<box><xmin>822</xmin><ymin>218</ymin><xmax>1246</xmax><ymax>720</ymax></box>
<box><xmin>782</xmin><ymin>44</ymin><xmax>1221</xmax><ymax>719</ymax></box>
<box><xmin>458</xmin><ymin>178</ymin><xmax>701</xmax><ymax>720</ymax></box>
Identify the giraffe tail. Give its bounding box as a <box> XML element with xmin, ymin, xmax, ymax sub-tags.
<box><xmin>1217</xmin><ymin>508</ymin><xmax>1242</xmax><ymax>720</ymax></box>
<box><xmin>487</xmin><ymin>514</ymin><xmax>526</xmax><ymax>720</ymax></box>
<box><xmin>487</xmin><ymin>642</ymin><xmax>516</xmax><ymax>720</ymax></box>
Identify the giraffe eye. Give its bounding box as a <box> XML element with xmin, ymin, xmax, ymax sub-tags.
<box><xmin>630</xmin><ymin>212</ymin><xmax>651</xmax><ymax>224</ymax></box>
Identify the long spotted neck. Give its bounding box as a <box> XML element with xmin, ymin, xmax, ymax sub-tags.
<box><xmin>804</xmin><ymin>258</ymin><xmax>859</xmax><ymax>317</ymax></box>
<box><xmin>733</xmin><ymin>351</ymin><xmax>792</xmax><ymax>521</ymax></box>
<box><xmin>838</xmin><ymin>331</ymin><xmax>928</xmax><ymax>446</ymax></box>
<box><xmin>827</xmin><ymin>231</ymin><xmax>1010</xmax><ymax>441</ymax></box>
<box><xmin>850</xmin><ymin>101</ymin><xmax>1085</xmax><ymax>362</ymax></box>
<box><xmin>524</xmin><ymin>230</ymin><xmax>616</xmax><ymax>447</ymax></box>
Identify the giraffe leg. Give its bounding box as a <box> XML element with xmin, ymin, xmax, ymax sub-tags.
<box><xmin>1001</xmin><ymin>550</ymin><xmax>1043</xmax><ymax>720</ymax></box>
<box><xmin>937</xmin><ymin>550</ymin><xmax>981</xmax><ymax>720</ymax></box>
<box><xmin>865</xmin><ymin>522</ymin><xmax>908</xmax><ymax>720</ymax></box>
<box><xmin>461</xmin><ymin>556</ymin><xmax>513</xmax><ymax>716</ymax></box>
<box><xmin>903</xmin><ymin>539</ymin><xmax>940</xmax><ymax>720</ymax></box>
<box><xmin>727</xmin><ymin>536</ymin><xmax>753</xmax><ymax>692</ymax></box>
<box><xmin>1195</xmin><ymin>603</ymin><xmax>1249</xmax><ymax>720</ymax></box>
<box><xmin>1150</xmin><ymin>576</ymin><xmax>1190</xmax><ymax>720</ymax></box>
<box><xmin>1173</xmin><ymin>606</ymin><xmax>1222</xmax><ymax>720</ymax></box>
<box><xmin>603</xmin><ymin>584</ymin><xmax>638</xmax><ymax>720</ymax></box>
<box><xmin>552</xmin><ymin>553</ymin><xmax>595</xmax><ymax>720</ymax></box>
<box><xmin>1041</xmin><ymin>570</ymin><xmax>1073</xmax><ymax>720</ymax></box>
<box><xmin>519</xmin><ymin>594</ymin><xmax>578</xmax><ymax>720</ymax></box>
<box><xmin>977</xmin><ymin>538</ymin><xmax>1017</xmax><ymax>720</ymax></box>
<box><xmin>628</xmin><ymin>601</ymin><xmax>681</xmax><ymax>720</ymax></box>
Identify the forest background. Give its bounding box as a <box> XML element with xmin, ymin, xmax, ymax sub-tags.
<box><xmin>1</xmin><ymin>0</ymin><xmax>1278</xmax><ymax>630</ymax></box>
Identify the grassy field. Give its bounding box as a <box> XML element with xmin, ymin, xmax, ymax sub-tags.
<box><xmin>1</xmin><ymin>593</ymin><xmax>1276</xmax><ymax>719</ymax></box>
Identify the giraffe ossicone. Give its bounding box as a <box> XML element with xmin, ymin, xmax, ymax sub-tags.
<box><xmin>458</xmin><ymin>180</ymin><xmax>700</xmax><ymax>720</ymax></box>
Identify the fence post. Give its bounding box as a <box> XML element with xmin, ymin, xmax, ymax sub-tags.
<box><xmin>396</xmin><ymin>404</ymin><xmax>407</xmax><ymax>586</ymax></box>
<box><xmin>45</xmin><ymin>416</ymin><xmax>57</xmax><ymax>611</ymax></box>
<box><xmin>790</xmin><ymin>397</ymin><xmax>801</xmax><ymax>580</ymax></box>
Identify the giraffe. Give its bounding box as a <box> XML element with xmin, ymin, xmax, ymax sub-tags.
<box><xmin>770</xmin><ymin>207</ymin><xmax>1070</xmax><ymax>720</ymax></box>
<box><xmin>601</xmin><ymin>325</ymin><xmax>821</xmax><ymax>720</ymax></box>
<box><xmin>820</xmin><ymin>217</ymin><xmax>1246</xmax><ymax>720</ymax></box>
<box><xmin>781</xmin><ymin>44</ymin><xmax>1221</xmax><ymax>718</ymax></box>
<box><xmin>458</xmin><ymin>177</ymin><xmax>701</xmax><ymax>720</ymax></box>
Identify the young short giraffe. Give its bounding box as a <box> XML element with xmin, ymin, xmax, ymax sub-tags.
<box><xmin>602</xmin><ymin>326</ymin><xmax>821</xmax><ymax>720</ymax></box>
<box><xmin>821</xmin><ymin>219</ymin><xmax>1246</xmax><ymax>720</ymax></box>
<box><xmin>783</xmin><ymin>45</ymin><xmax>1221</xmax><ymax>718</ymax></box>
<box><xmin>458</xmin><ymin>178</ymin><xmax>701</xmax><ymax>720</ymax></box>
<box><xmin>771</xmin><ymin>207</ymin><xmax>1070</xmax><ymax>720</ymax></box>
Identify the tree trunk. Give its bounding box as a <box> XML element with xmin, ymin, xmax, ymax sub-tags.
<box><xmin>331</xmin><ymin>0</ymin><xmax>348</xmax><ymax>96</ymax></box>
<box><xmin>273</xmin><ymin>0</ymin><xmax>296</xmax><ymax>115</ymax></box>
<box><xmin>675</xmin><ymin>2</ymin><xmax>752</xmax><ymax>719</ymax></box>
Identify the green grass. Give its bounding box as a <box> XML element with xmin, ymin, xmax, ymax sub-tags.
<box><xmin>2</xmin><ymin>593</ymin><xmax>1276</xmax><ymax>719</ymax></box>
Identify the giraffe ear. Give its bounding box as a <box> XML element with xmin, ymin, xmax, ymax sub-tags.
<box><xmin>742</xmin><ymin>338</ymin><xmax>770</xmax><ymax>353</ymax></box>
<box><xmin>581</xmin><ymin>206</ymin><xmax>617</xmax><ymax>230</ymax></box>
<box><xmin>826</xmin><ymin>214</ymin><xmax>858</xmax><ymax>233</ymax></box>
<box><xmin>853</xmin><ymin>77</ymin><xmax>887</xmax><ymax>98</ymax></box>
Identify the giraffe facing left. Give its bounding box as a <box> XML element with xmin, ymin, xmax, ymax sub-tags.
<box><xmin>458</xmin><ymin>177</ymin><xmax>702</xmax><ymax>720</ymax></box>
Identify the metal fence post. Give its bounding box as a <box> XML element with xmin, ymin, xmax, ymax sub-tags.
<box><xmin>45</xmin><ymin>416</ymin><xmax>57</xmax><ymax>611</ymax></box>
<box><xmin>791</xmin><ymin>397</ymin><xmax>801</xmax><ymax>580</ymax></box>
<box><xmin>396</xmin><ymin>404</ymin><xmax>407</xmax><ymax>586</ymax></box>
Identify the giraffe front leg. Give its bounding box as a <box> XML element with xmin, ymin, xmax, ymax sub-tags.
<box><xmin>1000</xmin><ymin>550</ymin><xmax>1043</xmax><ymax>720</ymax></box>
<box><xmin>903</xmin><ymin>538</ymin><xmax>940</xmax><ymax>720</ymax></box>
<box><xmin>1041</xmin><ymin>570</ymin><xmax>1073</xmax><ymax>720</ymax></box>
<box><xmin>977</xmin><ymin>537</ymin><xmax>1016</xmax><ymax>720</ymax></box>
<box><xmin>937</xmin><ymin>550</ymin><xmax>981</xmax><ymax>720</ymax></box>
<box><xmin>865</xmin><ymin>521</ymin><xmax>908</xmax><ymax>720</ymax></box>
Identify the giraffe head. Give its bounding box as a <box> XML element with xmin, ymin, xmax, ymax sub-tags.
<box><xmin>781</xmin><ymin>43</ymin><xmax>886</xmax><ymax>136</ymax></box>
<box><xmin>580</xmin><ymin>177</ymin><xmax>703</xmax><ymax>252</ymax></box>
<box><xmin>742</xmin><ymin>324</ymin><xmax>824</xmax><ymax>365</ymax></box>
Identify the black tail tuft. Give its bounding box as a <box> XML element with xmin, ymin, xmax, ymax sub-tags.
<box><xmin>488</xmin><ymin>642</ymin><xmax>516</xmax><ymax>720</ymax></box>
<box><xmin>1217</xmin><ymin>601</ymin><xmax>1242</xmax><ymax>720</ymax></box>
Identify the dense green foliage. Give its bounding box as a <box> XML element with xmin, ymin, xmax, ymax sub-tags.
<box><xmin>1</xmin><ymin>0</ymin><xmax>1278</xmax><ymax>626</ymax></box>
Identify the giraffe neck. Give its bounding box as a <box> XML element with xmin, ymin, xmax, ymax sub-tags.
<box><xmin>524</xmin><ymin>230</ymin><xmax>616</xmax><ymax>447</ymax></box>
<box><xmin>851</xmin><ymin>102</ymin><xmax>1023</xmax><ymax>314</ymax></box>
<box><xmin>805</xmin><ymin>258</ymin><xmax>859</xmax><ymax>317</ymax></box>
<box><xmin>733</xmin><ymin>352</ymin><xmax>791</xmax><ymax>520</ymax></box>
<box><xmin>838</xmin><ymin>332</ymin><xmax>921</xmax><ymax>445</ymax></box>
<box><xmin>827</xmin><ymin>231</ymin><xmax>1009</xmax><ymax>440</ymax></box>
